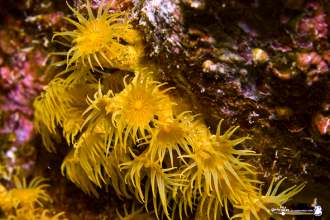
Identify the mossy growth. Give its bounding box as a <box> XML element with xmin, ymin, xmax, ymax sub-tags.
<box><xmin>33</xmin><ymin>0</ymin><xmax>305</xmax><ymax>219</ymax></box>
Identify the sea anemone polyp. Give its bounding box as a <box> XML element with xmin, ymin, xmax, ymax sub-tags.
<box><xmin>147</xmin><ymin>112</ymin><xmax>194</xmax><ymax>166</ymax></box>
<box><xmin>181</xmin><ymin>145</ymin><xmax>245</xmax><ymax>203</ymax></box>
<box><xmin>0</xmin><ymin>176</ymin><xmax>51</xmax><ymax>211</ymax></box>
<box><xmin>61</xmin><ymin>150</ymin><xmax>99</xmax><ymax>197</ymax></box>
<box><xmin>0</xmin><ymin>176</ymin><xmax>66</xmax><ymax>220</ymax></box>
<box><xmin>210</xmin><ymin>120</ymin><xmax>258</xmax><ymax>174</ymax></box>
<box><xmin>177</xmin><ymin>119</ymin><xmax>260</xmax><ymax>217</ymax></box>
<box><xmin>53</xmin><ymin>0</ymin><xmax>144</xmax><ymax>71</ymax></box>
<box><xmin>232</xmin><ymin>178</ymin><xmax>305</xmax><ymax>220</ymax></box>
<box><xmin>112</xmin><ymin>73</ymin><xmax>175</xmax><ymax>150</ymax></box>
<box><xmin>120</xmin><ymin>151</ymin><xmax>183</xmax><ymax>219</ymax></box>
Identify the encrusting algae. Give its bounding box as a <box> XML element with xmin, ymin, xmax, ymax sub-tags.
<box><xmin>32</xmin><ymin>0</ymin><xmax>306</xmax><ymax>219</ymax></box>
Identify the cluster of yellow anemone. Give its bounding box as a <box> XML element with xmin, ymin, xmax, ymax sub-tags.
<box><xmin>0</xmin><ymin>176</ymin><xmax>66</xmax><ymax>220</ymax></box>
<box><xmin>33</xmin><ymin>1</ymin><xmax>305</xmax><ymax>219</ymax></box>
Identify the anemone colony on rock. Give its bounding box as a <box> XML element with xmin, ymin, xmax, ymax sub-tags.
<box><xmin>29</xmin><ymin>1</ymin><xmax>305</xmax><ymax>219</ymax></box>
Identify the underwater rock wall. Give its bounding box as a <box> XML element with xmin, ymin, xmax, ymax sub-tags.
<box><xmin>0</xmin><ymin>0</ymin><xmax>329</xmax><ymax>219</ymax></box>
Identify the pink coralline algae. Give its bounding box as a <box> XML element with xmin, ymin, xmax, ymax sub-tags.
<box><xmin>268</xmin><ymin>2</ymin><xmax>330</xmax><ymax>85</ymax></box>
<box><xmin>89</xmin><ymin>0</ymin><xmax>132</xmax><ymax>10</ymax></box>
<box><xmin>297</xmin><ymin>2</ymin><xmax>328</xmax><ymax>40</ymax></box>
<box><xmin>313</xmin><ymin>113</ymin><xmax>330</xmax><ymax>135</ymax></box>
<box><xmin>0</xmin><ymin>26</ymin><xmax>44</xmax><ymax>146</ymax></box>
<box><xmin>296</xmin><ymin>52</ymin><xmax>329</xmax><ymax>85</ymax></box>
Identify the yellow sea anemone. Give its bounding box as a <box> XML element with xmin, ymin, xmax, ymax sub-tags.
<box><xmin>232</xmin><ymin>178</ymin><xmax>305</xmax><ymax>220</ymax></box>
<box><xmin>38</xmin><ymin>209</ymin><xmax>67</xmax><ymax>220</ymax></box>
<box><xmin>116</xmin><ymin>205</ymin><xmax>155</xmax><ymax>220</ymax></box>
<box><xmin>210</xmin><ymin>120</ymin><xmax>258</xmax><ymax>174</ymax></box>
<box><xmin>7</xmin><ymin>208</ymin><xmax>67</xmax><ymax>220</ymax></box>
<box><xmin>83</xmin><ymin>81</ymin><xmax>114</xmax><ymax>123</ymax></box>
<box><xmin>34</xmin><ymin>77</ymin><xmax>77</xmax><ymax>151</ymax></box>
<box><xmin>82</xmin><ymin>82</ymin><xmax>118</xmax><ymax>151</ymax></box>
<box><xmin>60</xmin><ymin>66</ymin><xmax>97</xmax><ymax>86</ymax></box>
<box><xmin>147</xmin><ymin>112</ymin><xmax>194</xmax><ymax>167</ymax></box>
<box><xmin>73</xmin><ymin>128</ymin><xmax>113</xmax><ymax>188</ymax></box>
<box><xmin>178</xmin><ymin>119</ymin><xmax>260</xmax><ymax>206</ymax></box>
<box><xmin>180</xmin><ymin>137</ymin><xmax>254</xmax><ymax>211</ymax></box>
<box><xmin>34</xmin><ymin>78</ymin><xmax>72</xmax><ymax>134</ymax></box>
<box><xmin>62</xmin><ymin>106</ymin><xmax>85</xmax><ymax>144</ymax></box>
<box><xmin>34</xmin><ymin>73</ymin><xmax>97</xmax><ymax>151</ymax></box>
<box><xmin>195</xmin><ymin>194</ymin><xmax>226</xmax><ymax>220</ymax></box>
<box><xmin>120</xmin><ymin>151</ymin><xmax>182</xmax><ymax>219</ymax></box>
<box><xmin>52</xmin><ymin>0</ymin><xmax>144</xmax><ymax>71</ymax></box>
<box><xmin>181</xmin><ymin>146</ymin><xmax>221</xmax><ymax>197</ymax></box>
<box><xmin>171</xmin><ymin>183</ymin><xmax>195</xmax><ymax>220</ymax></box>
<box><xmin>0</xmin><ymin>184</ymin><xmax>14</xmax><ymax>212</ymax></box>
<box><xmin>61</xmin><ymin>150</ymin><xmax>99</xmax><ymax>197</ymax></box>
<box><xmin>104</xmin><ymin>151</ymin><xmax>131</xmax><ymax>198</ymax></box>
<box><xmin>62</xmin><ymin>69</ymin><xmax>99</xmax><ymax>144</ymax></box>
<box><xmin>185</xmin><ymin>116</ymin><xmax>211</xmax><ymax>149</ymax></box>
<box><xmin>9</xmin><ymin>176</ymin><xmax>51</xmax><ymax>208</ymax></box>
<box><xmin>112</xmin><ymin>73</ymin><xmax>175</xmax><ymax>150</ymax></box>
